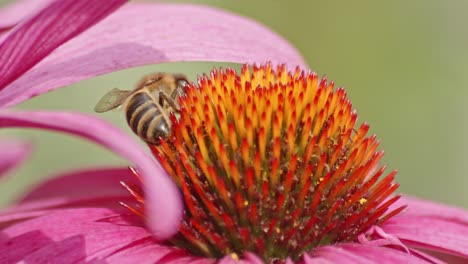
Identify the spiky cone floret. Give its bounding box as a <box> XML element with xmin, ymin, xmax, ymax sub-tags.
<box><xmin>123</xmin><ymin>63</ymin><xmax>407</xmax><ymax>262</ymax></box>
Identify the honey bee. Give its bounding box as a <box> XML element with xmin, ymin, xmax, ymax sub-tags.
<box><xmin>94</xmin><ymin>73</ymin><xmax>189</xmax><ymax>145</ymax></box>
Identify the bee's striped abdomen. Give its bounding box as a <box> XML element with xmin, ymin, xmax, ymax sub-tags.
<box><xmin>125</xmin><ymin>91</ymin><xmax>169</xmax><ymax>145</ymax></box>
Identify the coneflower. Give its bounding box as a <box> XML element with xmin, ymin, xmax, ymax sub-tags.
<box><xmin>120</xmin><ymin>63</ymin><xmax>405</xmax><ymax>262</ymax></box>
<box><xmin>0</xmin><ymin>1</ymin><xmax>467</xmax><ymax>263</ymax></box>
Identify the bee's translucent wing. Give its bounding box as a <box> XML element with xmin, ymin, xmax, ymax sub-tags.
<box><xmin>94</xmin><ymin>88</ymin><xmax>132</xmax><ymax>113</ymax></box>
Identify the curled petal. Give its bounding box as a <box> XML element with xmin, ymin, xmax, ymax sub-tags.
<box><xmin>382</xmin><ymin>215</ymin><xmax>468</xmax><ymax>259</ymax></box>
<box><xmin>0</xmin><ymin>0</ymin><xmax>127</xmax><ymax>91</ymax></box>
<box><xmin>360</xmin><ymin>226</ymin><xmax>445</xmax><ymax>263</ymax></box>
<box><xmin>383</xmin><ymin>195</ymin><xmax>468</xmax><ymax>259</ymax></box>
<box><xmin>0</xmin><ymin>139</ymin><xmax>31</xmax><ymax>179</ymax></box>
<box><xmin>358</xmin><ymin>226</ymin><xmax>409</xmax><ymax>253</ymax></box>
<box><xmin>0</xmin><ymin>3</ymin><xmax>306</xmax><ymax>108</ymax></box>
<box><xmin>0</xmin><ymin>110</ymin><xmax>182</xmax><ymax>240</ymax></box>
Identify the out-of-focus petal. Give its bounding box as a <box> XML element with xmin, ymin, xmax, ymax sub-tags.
<box><xmin>402</xmin><ymin>195</ymin><xmax>468</xmax><ymax>223</ymax></box>
<box><xmin>0</xmin><ymin>0</ymin><xmax>127</xmax><ymax>91</ymax></box>
<box><xmin>308</xmin><ymin>243</ymin><xmax>432</xmax><ymax>264</ymax></box>
<box><xmin>0</xmin><ymin>208</ymin><xmax>54</xmax><ymax>227</ymax></box>
<box><xmin>0</xmin><ymin>3</ymin><xmax>306</xmax><ymax>108</ymax></box>
<box><xmin>0</xmin><ymin>198</ymin><xmax>133</xmax><ymax>229</ymax></box>
<box><xmin>0</xmin><ymin>110</ymin><xmax>182</xmax><ymax>240</ymax></box>
<box><xmin>218</xmin><ymin>254</ymin><xmax>263</xmax><ymax>264</ymax></box>
<box><xmin>19</xmin><ymin>167</ymin><xmax>133</xmax><ymax>202</ymax></box>
<box><xmin>303</xmin><ymin>253</ymin><xmax>334</xmax><ymax>264</ymax></box>
<box><xmin>0</xmin><ymin>167</ymin><xmax>135</xmax><ymax>227</ymax></box>
<box><xmin>155</xmin><ymin>251</ymin><xmax>214</xmax><ymax>264</ymax></box>
<box><xmin>0</xmin><ymin>197</ymin><xmax>139</xmax><ymax>230</ymax></box>
<box><xmin>0</xmin><ymin>208</ymin><xmax>157</xmax><ymax>263</ymax></box>
<box><xmin>241</xmin><ymin>253</ymin><xmax>264</xmax><ymax>264</ymax></box>
<box><xmin>382</xmin><ymin>215</ymin><xmax>468</xmax><ymax>259</ymax></box>
<box><xmin>0</xmin><ymin>0</ymin><xmax>53</xmax><ymax>30</ymax></box>
<box><xmin>0</xmin><ymin>140</ymin><xmax>31</xmax><ymax>179</ymax></box>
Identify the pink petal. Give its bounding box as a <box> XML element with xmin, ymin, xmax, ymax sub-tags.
<box><xmin>0</xmin><ymin>139</ymin><xmax>31</xmax><ymax>179</ymax></box>
<box><xmin>309</xmin><ymin>243</ymin><xmax>433</xmax><ymax>264</ymax></box>
<box><xmin>0</xmin><ymin>208</ymin><xmax>156</xmax><ymax>263</ymax></box>
<box><xmin>98</xmin><ymin>240</ymin><xmax>201</xmax><ymax>264</ymax></box>
<box><xmin>218</xmin><ymin>256</ymin><xmax>243</xmax><ymax>264</ymax></box>
<box><xmin>0</xmin><ymin>110</ymin><xmax>182</xmax><ymax>240</ymax></box>
<box><xmin>19</xmin><ymin>167</ymin><xmax>133</xmax><ymax>203</ymax></box>
<box><xmin>382</xmin><ymin>215</ymin><xmax>468</xmax><ymax>259</ymax></box>
<box><xmin>0</xmin><ymin>208</ymin><xmax>53</xmax><ymax>227</ymax></box>
<box><xmin>0</xmin><ymin>3</ymin><xmax>306</xmax><ymax>108</ymax></box>
<box><xmin>104</xmin><ymin>243</ymin><xmax>258</xmax><ymax>263</ymax></box>
<box><xmin>241</xmin><ymin>252</ymin><xmax>265</xmax><ymax>264</ymax></box>
<box><xmin>360</xmin><ymin>226</ymin><xmax>445</xmax><ymax>264</ymax></box>
<box><xmin>156</xmin><ymin>251</ymin><xmax>214</xmax><ymax>264</ymax></box>
<box><xmin>302</xmin><ymin>254</ymin><xmax>334</xmax><ymax>264</ymax></box>
<box><xmin>0</xmin><ymin>197</ymin><xmax>139</xmax><ymax>229</ymax></box>
<box><xmin>403</xmin><ymin>195</ymin><xmax>468</xmax><ymax>223</ymax></box>
<box><xmin>0</xmin><ymin>0</ymin><xmax>127</xmax><ymax>91</ymax></box>
<box><xmin>218</xmin><ymin>254</ymin><xmax>263</xmax><ymax>264</ymax></box>
<box><xmin>421</xmin><ymin>250</ymin><xmax>468</xmax><ymax>264</ymax></box>
<box><xmin>0</xmin><ymin>0</ymin><xmax>53</xmax><ymax>30</ymax></box>
<box><xmin>411</xmin><ymin>249</ymin><xmax>460</xmax><ymax>264</ymax></box>
<box><xmin>0</xmin><ymin>167</ymin><xmax>135</xmax><ymax>228</ymax></box>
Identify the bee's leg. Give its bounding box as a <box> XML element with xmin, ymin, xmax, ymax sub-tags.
<box><xmin>159</xmin><ymin>92</ymin><xmax>181</xmax><ymax>112</ymax></box>
<box><xmin>170</xmin><ymin>83</ymin><xmax>186</xmax><ymax>100</ymax></box>
<box><xmin>154</xmin><ymin>100</ymin><xmax>172</xmax><ymax>129</ymax></box>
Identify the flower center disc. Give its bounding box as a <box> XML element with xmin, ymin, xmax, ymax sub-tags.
<box><xmin>137</xmin><ymin>63</ymin><xmax>405</xmax><ymax>262</ymax></box>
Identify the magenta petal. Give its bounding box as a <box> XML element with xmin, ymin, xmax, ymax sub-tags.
<box><xmin>0</xmin><ymin>167</ymin><xmax>134</xmax><ymax>227</ymax></box>
<box><xmin>218</xmin><ymin>254</ymin><xmax>263</xmax><ymax>264</ymax></box>
<box><xmin>0</xmin><ymin>167</ymin><xmax>135</xmax><ymax>227</ymax></box>
<box><xmin>0</xmin><ymin>208</ymin><xmax>53</xmax><ymax>228</ymax></box>
<box><xmin>0</xmin><ymin>139</ymin><xmax>31</xmax><ymax>179</ymax></box>
<box><xmin>309</xmin><ymin>243</ymin><xmax>432</xmax><ymax>264</ymax></box>
<box><xmin>148</xmin><ymin>247</ymin><xmax>213</xmax><ymax>264</ymax></box>
<box><xmin>100</xmin><ymin>240</ymin><xmax>197</xmax><ymax>264</ymax></box>
<box><xmin>402</xmin><ymin>195</ymin><xmax>468</xmax><ymax>223</ymax></box>
<box><xmin>157</xmin><ymin>254</ymin><xmax>214</xmax><ymax>264</ymax></box>
<box><xmin>0</xmin><ymin>110</ymin><xmax>182</xmax><ymax>240</ymax></box>
<box><xmin>0</xmin><ymin>208</ymin><xmax>153</xmax><ymax>263</ymax></box>
<box><xmin>0</xmin><ymin>195</ymin><xmax>141</xmax><ymax>229</ymax></box>
<box><xmin>303</xmin><ymin>254</ymin><xmax>334</xmax><ymax>264</ymax></box>
<box><xmin>0</xmin><ymin>3</ymin><xmax>306</xmax><ymax>108</ymax></box>
<box><xmin>0</xmin><ymin>0</ymin><xmax>127</xmax><ymax>90</ymax></box>
<box><xmin>19</xmin><ymin>167</ymin><xmax>133</xmax><ymax>203</ymax></box>
<box><xmin>241</xmin><ymin>252</ymin><xmax>264</xmax><ymax>264</ymax></box>
<box><xmin>382</xmin><ymin>215</ymin><xmax>468</xmax><ymax>259</ymax></box>
<box><xmin>420</xmin><ymin>250</ymin><xmax>468</xmax><ymax>264</ymax></box>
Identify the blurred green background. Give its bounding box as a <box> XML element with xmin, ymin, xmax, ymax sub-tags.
<box><xmin>1</xmin><ymin>0</ymin><xmax>467</xmax><ymax>209</ymax></box>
